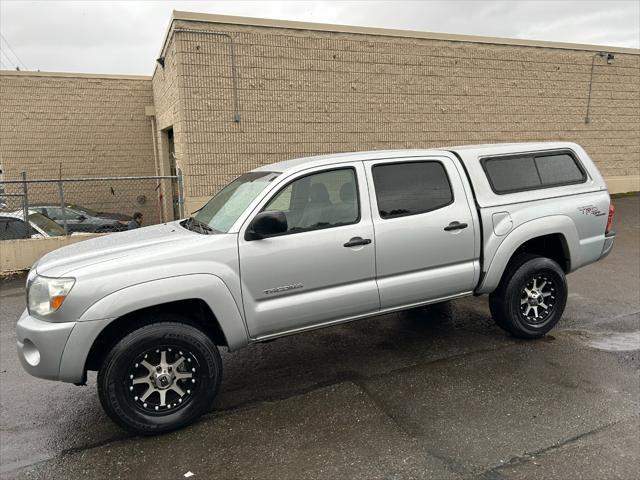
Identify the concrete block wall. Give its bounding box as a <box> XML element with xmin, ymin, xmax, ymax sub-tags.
<box><xmin>0</xmin><ymin>71</ymin><xmax>165</xmax><ymax>221</ymax></box>
<box><xmin>161</xmin><ymin>14</ymin><xmax>639</xmax><ymax>213</ymax></box>
<box><xmin>1</xmin><ymin>71</ymin><xmax>156</xmax><ymax>178</ymax></box>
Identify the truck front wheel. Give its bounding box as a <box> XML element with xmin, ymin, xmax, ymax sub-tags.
<box><xmin>97</xmin><ymin>320</ymin><xmax>222</xmax><ymax>435</ymax></box>
<box><xmin>489</xmin><ymin>255</ymin><xmax>567</xmax><ymax>339</ymax></box>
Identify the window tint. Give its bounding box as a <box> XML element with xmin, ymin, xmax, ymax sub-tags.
<box><xmin>70</xmin><ymin>204</ymin><xmax>99</xmax><ymax>216</ymax></box>
<box><xmin>483</xmin><ymin>156</ymin><xmax>541</xmax><ymax>193</ymax></box>
<box><xmin>535</xmin><ymin>153</ymin><xmax>585</xmax><ymax>185</ymax></box>
<box><xmin>0</xmin><ymin>219</ymin><xmax>10</xmax><ymax>240</ymax></box>
<box><xmin>372</xmin><ymin>161</ymin><xmax>453</xmax><ymax>219</ymax></box>
<box><xmin>483</xmin><ymin>151</ymin><xmax>586</xmax><ymax>194</ymax></box>
<box><xmin>45</xmin><ymin>207</ymin><xmax>80</xmax><ymax>221</ymax></box>
<box><xmin>264</xmin><ymin>168</ymin><xmax>359</xmax><ymax>234</ymax></box>
<box><xmin>0</xmin><ymin>218</ymin><xmax>31</xmax><ymax>240</ymax></box>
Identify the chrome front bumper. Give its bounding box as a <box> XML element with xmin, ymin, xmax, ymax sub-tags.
<box><xmin>16</xmin><ymin>309</ymin><xmax>76</xmax><ymax>381</ymax></box>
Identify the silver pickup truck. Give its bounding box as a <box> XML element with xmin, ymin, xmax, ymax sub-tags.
<box><xmin>17</xmin><ymin>142</ymin><xmax>615</xmax><ymax>434</ymax></box>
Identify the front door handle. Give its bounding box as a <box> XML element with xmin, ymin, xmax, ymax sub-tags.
<box><xmin>444</xmin><ymin>221</ymin><xmax>468</xmax><ymax>231</ymax></box>
<box><xmin>344</xmin><ymin>237</ymin><xmax>372</xmax><ymax>247</ymax></box>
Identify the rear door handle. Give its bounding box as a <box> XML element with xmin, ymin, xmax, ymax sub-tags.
<box><xmin>344</xmin><ymin>237</ymin><xmax>372</xmax><ymax>247</ymax></box>
<box><xmin>444</xmin><ymin>221</ymin><xmax>468</xmax><ymax>231</ymax></box>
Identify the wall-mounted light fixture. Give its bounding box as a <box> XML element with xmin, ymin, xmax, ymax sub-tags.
<box><xmin>585</xmin><ymin>52</ymin><xmax>615</xmax><ymax>124</ymax></box>
<box><xmin>156</xmin><ymin>57</ymin><xmax>165</xmax><ymax>69</ymax></box>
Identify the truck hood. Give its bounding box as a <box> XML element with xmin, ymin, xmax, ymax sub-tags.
<box><xmin>35</xmin><ymin>222</ymin><xmax>207</xmax><ymax>277</ymax></box>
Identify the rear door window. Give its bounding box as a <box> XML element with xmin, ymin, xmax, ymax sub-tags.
<box><xmin>372</xmin><ymin>161</ymin><xmax>453</xmax><ymax>219</ymax></box>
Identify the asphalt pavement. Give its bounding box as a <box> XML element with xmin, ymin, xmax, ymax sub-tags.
<box><xmin>1</xmin><ymin>196</ymin><xmax>638</xmax><ymax>479</ymax></box>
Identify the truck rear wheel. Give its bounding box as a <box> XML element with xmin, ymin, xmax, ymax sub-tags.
<box><xmin>97</xmin><ymin>320</ymin><xmax>222</xmax><ymax>435</ymax></box>
<box><xmin>489</xmin><ymin>255</ymin><xmax>567</xmax><ymax>339</ymax></box>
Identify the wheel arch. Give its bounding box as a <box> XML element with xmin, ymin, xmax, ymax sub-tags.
<box><xmin>58</xmin><ymin>274</ymin><xmax>248</xmax><ymax>384</ymax></box>
<box><xmin>84</xmin><ymin>298</ymin><xmax>227</xmax><ymax>373</ymax></box>
<box><xmin>477</xmin><ymin>216</ymin><xmax>579</xmax><ymax>294</ymax></box>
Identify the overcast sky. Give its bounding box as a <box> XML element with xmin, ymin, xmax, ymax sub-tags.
<box><xmin>1</xmin><ymin>0</ymin><xmax>638</xmax><ymax>75</ymax></box>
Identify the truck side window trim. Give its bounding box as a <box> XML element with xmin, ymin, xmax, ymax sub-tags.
<box><xmin>481</xmin><ymin>149</ymin><xmax>587</xmax><ymax>195</ymax></box>
<box><xmin>371</xmin><ymin>160</ymin><xmax>455</xmax><ymax>220</ymax></box>
<box><xmin>256</xmin><ymin>166</ymin><xmax>362</xmax><ymax>237</ymax></box>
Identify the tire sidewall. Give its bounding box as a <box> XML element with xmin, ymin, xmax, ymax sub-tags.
<box><xmin>98</xmin><ymin>322</ymin><xmax>221</xmax><ymax>435</ymax></box>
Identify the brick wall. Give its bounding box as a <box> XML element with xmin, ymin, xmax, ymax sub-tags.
<box><xmin>161</xmin><ymin>17</ymin><xmax>639</xmax><ymax>212</ymax></box>
<box><xmin>0</xmin><ymin>72</ymin><xmax>166</xmax><ymax>222</ymax></box>
<box><xmin>1</xmin><ymin>72</ymin><xmax>155</xmax><ymax>178</ymax></box>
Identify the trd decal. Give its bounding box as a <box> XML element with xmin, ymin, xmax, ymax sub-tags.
<box><xmin>577</xmin><ymin>205</ymin><xmax>606</xmax><ymax>217</ymax></box>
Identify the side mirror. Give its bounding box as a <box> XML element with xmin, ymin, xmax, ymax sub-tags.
<box><xmin>77</xmin><ymin>215</ymin><xmax>86</xmax><ymax>222</ymax></box>
<box><xmin>245</xmin><ymin>211</ymin><xmax>287</xmax><ymax>240</ymax></box>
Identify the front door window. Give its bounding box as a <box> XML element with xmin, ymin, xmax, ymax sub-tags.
<box><xmin>264</xmin><ymin>168</ymin><xmax>359</xmax><ymax>234</ymax></box>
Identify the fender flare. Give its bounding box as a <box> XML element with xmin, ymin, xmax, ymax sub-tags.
<box><xmin>476</xmin><ymin>215</ymin><xmax>579</xmax><ymax>294</ymax></box>
<box><xmin>58</xmin><ymin>274</ymin><xmax>248</xmax><ymax>383</ymax></box>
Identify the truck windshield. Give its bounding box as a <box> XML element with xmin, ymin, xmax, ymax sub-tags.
<box><xmin>193</xmin><ymin>171</ymin><xmax>280</xmax><ymax>233</ymax></box>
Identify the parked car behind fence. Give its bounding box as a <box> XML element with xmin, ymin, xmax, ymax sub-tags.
<box><xmin>30</xmin><ymin>204</ymin><xmax>131</xmax><ymax>233</ymax></box>
<box><xmin>0</xmin><ymin>210</ymin><xmax>67</xmax><ymax>240</ymax></box>
<box><xmin>0</xmin><ymin>174</ymin><xmax>184</xmax><ymax>239</ymax></box>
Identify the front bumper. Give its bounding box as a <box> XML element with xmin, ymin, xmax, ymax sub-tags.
<box><xmin>16</xmin><ymin>309</ymin><xmax>76</xmax><ymax>381</ymax></box>
<box><xmin>600</xmin><ymin>231</ymin><xmax>615</xmax><ymax>260</ymax></box>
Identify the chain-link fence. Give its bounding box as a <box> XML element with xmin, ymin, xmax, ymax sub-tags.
<box><xmin>0</xmin><ymin>174</ymin><xmax>184</xmax><ymax>240</ymax></box>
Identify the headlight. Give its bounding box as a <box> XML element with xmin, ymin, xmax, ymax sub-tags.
<box><xmin>27</xmin><ymin>275</ymin><xmax>75</xmax><ymax>316</ymax></box>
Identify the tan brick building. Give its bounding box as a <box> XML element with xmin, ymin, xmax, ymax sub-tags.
<box><xmin>2</xmin><ymin>11</ymin><xmax>639</xmax><ymax>217</ymax></box>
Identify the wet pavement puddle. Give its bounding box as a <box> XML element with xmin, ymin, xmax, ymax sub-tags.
<box><xmin>566</xmin><ymin>330</ymin><xmax>640</xmax><ymax>352</ymax></box>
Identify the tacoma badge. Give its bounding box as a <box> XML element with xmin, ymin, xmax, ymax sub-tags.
<box><xmin>264</xmin><ymin>283</ymin><xmax>304</xmax><ymax>295</ymax></box>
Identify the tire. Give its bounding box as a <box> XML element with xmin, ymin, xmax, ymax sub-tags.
<box><xmin>489</xmin><ymin>254</ymin><xmax>567</xmax><ymax>339</ymax></box>
<box><xmin>98</xmin><ymin>320</ymin><xmax>222</xmax><ymax>435</ymax></box>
